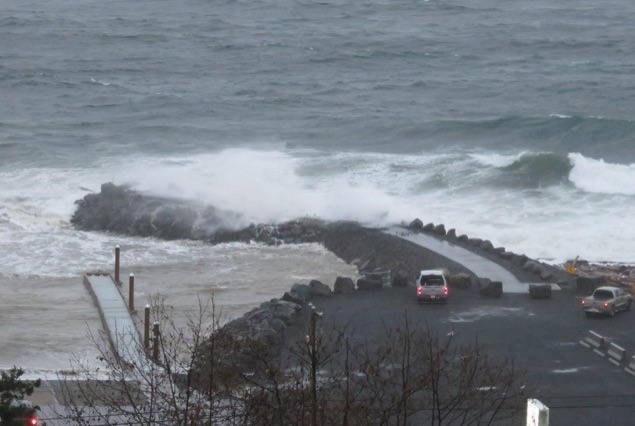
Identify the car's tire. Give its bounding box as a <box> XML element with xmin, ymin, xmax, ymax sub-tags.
<box><xmin>626</xmin><ymin>301</ymin><xmax>632</xmax><ymax>312</ymax></box>
<box><xmin>585</xmin><ymin>311</ymin><xmax>592</xmax><ymax>318</ymax></box>
<box><xmin>608</xmin><ymin>306</ymin><xmax>615</xmax><ymax>317</ymax></box>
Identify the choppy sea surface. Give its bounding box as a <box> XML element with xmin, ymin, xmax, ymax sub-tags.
<box><xmin>1</xmin><ymin>0</ymin><xmax>635</xmax><ymax>370</ymax></box>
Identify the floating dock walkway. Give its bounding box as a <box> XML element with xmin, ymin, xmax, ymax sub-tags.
<box><xmin>83</xmin><ymin>273</ymin><xmax>145</xmax><ymax>367</ymax></box>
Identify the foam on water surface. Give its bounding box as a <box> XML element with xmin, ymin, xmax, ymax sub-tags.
<box><xmin>2</xmin><ymin>148</ymin><xmax>635</xmax><ymax>278</ymax></box>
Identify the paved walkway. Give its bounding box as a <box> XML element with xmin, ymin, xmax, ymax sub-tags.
<box><xmin>385</xmin><ymin>227</ymin><xmax>546</xmax><ymax>293</ymax></box>
<box><xmin>83</xmin><ymin>274</ymin><xmax>146</xmax><ymax>368</ymax></box>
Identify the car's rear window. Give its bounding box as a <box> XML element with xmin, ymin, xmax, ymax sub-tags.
<box><xmin>420</xmin><ymin>275</ymin><xmax>444</xmax><ymax>286</ymax></box>
<box><xmin>593</xmin><ymin>290</ymin><xmax>613</xmax><ymax>300</ymax></box>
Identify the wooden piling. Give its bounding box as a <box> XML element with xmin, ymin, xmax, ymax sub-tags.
<box><xmin>152</xmin><ymin>322</ymin><xmax>160</xmax><ymax>362</ymax></box>
<box><xmin>144</xmin><ymin>305</ymin><xmax>150</xmax><ymax>350</ymax></box>
<box><xmin>128</xmin><ymin>273</ymin><xmax>135</xmax><ymax>311</ymax></box>
<box><xmin>114</xmin><ymin>245</ymin><xmax>120</xmax><ymax>285</ymax></box>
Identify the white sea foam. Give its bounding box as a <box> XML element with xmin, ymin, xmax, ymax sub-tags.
<box><xmin>2</xmin><ymin>148</ymin><xmax>635</xmax><ymax>278</ymax></box>
<box><xmin>89</xmin><ymin>77</ymin><xmax>111</xmax><ymax>86</ymax></box>
<box><xmin>119</xmin><ymin>149</ymin><xmax>421</xmax><ymax>226</ymax></box>
<box><xmin>469</xmin><ymin>152</ymin><xmax>526</xmax><ymax>168</ymax></box>
<box><xmin>568</xmin><ymin>152</ymin><xmax>635</xmax><ymax>195</ymax></box>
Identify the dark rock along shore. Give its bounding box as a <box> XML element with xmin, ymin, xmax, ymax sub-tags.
<box><xmin>72</xmin><ymin>183</ymin><xmax>566</xmax><ymax>285</ymax></box>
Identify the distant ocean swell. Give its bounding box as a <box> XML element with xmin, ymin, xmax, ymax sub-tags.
<box><xmin>390</xmin><ymin>115</ymin><xmax>634</xmax><ymax>151</ymax></box>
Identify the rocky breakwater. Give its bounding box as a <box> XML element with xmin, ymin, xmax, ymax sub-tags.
<box><xmin>72</xmin><ymin>183</ymin><xmax>327</xmax><ymax>244</ymax></box>
<box><xmin>221</xmin><ymin>280</ymin><xmax>337</xmax><ymax>348</ymax></box>
<box><xmin>207</xmin><ymin>276</ymin><xmax>384</xmax><ymax>380</ymax></box>
<box><xmin>71</xmin><ymin>184</ymin><xmax>480</xmax><ymax>287</ymax></box>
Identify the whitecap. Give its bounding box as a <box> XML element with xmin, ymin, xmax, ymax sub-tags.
<box><xmin>568</xmin><ymin>152</ymin><xmax>635</xmax><ymax>196</ymax></box>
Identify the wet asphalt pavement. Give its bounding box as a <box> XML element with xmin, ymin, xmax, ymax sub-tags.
<box><xmin>307</xmin><ymin>284</ymin><xmax>635</xmax><ymax>425</ymax></box>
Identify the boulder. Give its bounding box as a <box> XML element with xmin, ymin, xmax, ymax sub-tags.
<box><xmin>523</xmin><ymin>260</ymin><xmax>539</xmax><ymax>272</ymax></box>
<box><xmin>275</xmin><ymin>219</ymin><xmax>327</xmax><ymax>244</ymax></box>
<box><xmin>391</xmin><ymin>269</ymin><xmax>410</xmax><ymax>287</ymax></box>
<box><xmin>290</xmin><ymin>283</ymin><xmax>312</xmax><ymax>302</ymax></box>
<box><xmin>357</xmin><ymin>277</ymin><xmax>383</xmax><ymax>291</ymax></box>
<box><xmin>446</xmin><ymin>228</ymin><xmax>457</xmax><ymax>239</ymax></box>
<box><xmin>477</xmin><ymin>277</ymin><xmax>491</xmax><ymax>289</ymax></box>
<box><xmin>500</xmin><ymin>250</ymin><xmax>513</xmax><ymax>260</ymax></box>
<box><xmin>576</xmin><ymin>275</ymin><xmax>606</xmax><ymax>294</ymax></box>
<box><xmin>469</xmin><ymin>238</ymin><xmax>483</xmax><ymax>247</ymax></box>
<box><xmin>457</xmin><ymin>234</ymin><xmax>469</xmax><ymax>242</ymax></box>
<box><xmin>532</xmin><ymin>264</ymin><xmax>545</xmax><ymax>275</ymax></box>
<box><xmin>224</xmin><ymin>299</ymin><xmax>302</xmax><ymax>346</ymax></box>
<box><xmin>493</xmin><ymin>246</ymin><xmax>506</xmax><ymax>256</ymax></box>
<box><xmin>333</xmin><ymin>276</ymin><xmax>355</xmax><ymax>294</ymax></box>
<box><xmin>422</xmin><ymin>222</ymin><xmax>435</xmax><ymax>232</ymax></box>
<box><xmin>479</xmin><ymin>279</ymin><xmax>503</xmax><ymax>298</ymax></box>
<box><xmin>282</xmin><ymin>291</ymin><xmax>305</xmax><ymax>305</ymax></box>
<box><xmin>309</xmin><ymin>280</ymin><xmax>332</xmax><ymax>297</ymax></box>
<box><xmin>448</xmin><ymin>273</ymin><xmax>472</xmax><ymax>289</ymax></box>
<box><xmin>540</xmin><ymin>270</ymin><xmax>553</xmax><ymax>281</ymax></box>
<box><xmin>512</xmin><ymin>254</ymin><xmax>529</xmax><ymax>267</ymax></box>
<box><xmin>408</xmin><ymin>218</ymin><xmax>424</xmax><ymax>231</ymax></box>
<box><xmin>433</xmin><ymin>224</ymin><xmax>446</xmax><ymax>236</ymax></box>
<box><xmin>529</xmin><ymin>284</ymin><xmax>552</xmax><ymax>299</ymax></box>
<box><xmin>480</xmin><ymin>240</ymin><xmax>494</xmax><ymax>251</ymax></box>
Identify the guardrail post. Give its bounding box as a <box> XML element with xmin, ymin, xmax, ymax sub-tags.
<box><xmin>625</xmin><ymin>356</ymin><xmax>635</xmax><ymax>376</ymax></box>
<box><xmin>579</xmin><ymin>330</ymin><xmax>607</xmax><ymax>357</ymax></box>
<box><xmin>526</xmin><ymin>399</ymin><xmax>549</xmax><ymax>425</ymax></box>
<box><xmin>114</xmin><ymin>245</ymin><xmax>120</xmax><ymax>285</ymax></box>
<box><xmin>128</xmin><ymin>273</ymin><xmax>135</xmax><ymax>311</ymax></box>
<box><xmin>144</xmin><ymin>305</ymin><xmax>150</xmax><ymax>350</ymax></box>
<box><xmin>607</xmin><ymin>342</ymin><xmax>627</xmax><ymax>367</ymax></box>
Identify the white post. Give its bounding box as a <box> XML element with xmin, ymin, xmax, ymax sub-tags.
<box><xmin>526</xmin><ymin>398</ymin><xmax>549</xmax><ymax>426</ymax></box>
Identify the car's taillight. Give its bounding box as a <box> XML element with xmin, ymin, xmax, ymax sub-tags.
<box><xmin>443</xmin><ymin>287</ymin><xmax>448</xmax><ymax>295</ymax></box>
<box><xmin>581</xmin><ymin>299</ymin><xmax>585</xmax><ymax>304</ymax></box>
<box><xmin>29</xmin><ymin>416</ymin><xmax>38</xmax><ymax>426</ymax></box>
<box><xmin>417</xmin><ymin>287</ymin><xmax>423</xmax><ymax>296</ymax></box>
<box><xmin>604</xmin><ymin>302</ymin><xmax>609</xmax><ymax>308</ymax></box>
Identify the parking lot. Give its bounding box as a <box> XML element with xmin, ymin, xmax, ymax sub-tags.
<box><xmin>309</xmin><ymin>284</ymin><xmax>635</xmax><ymax>425</ymax></box>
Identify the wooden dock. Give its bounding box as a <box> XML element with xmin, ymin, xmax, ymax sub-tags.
<box><xmin>83</xmin><ymin>273</ymin><xmax>145</xmax><ymax>368</ymax></box>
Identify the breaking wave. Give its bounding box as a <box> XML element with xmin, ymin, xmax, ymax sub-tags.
<box><xmin>404</xmin><ymin>115</ymin><xmax>635</xmax><ymax>162</ymax></box>
<box><xmin>469</xmin><ymin>152</ymin><xmax>573</xmax><ymax>188</ymax></box>
<box><xmin>568</xmin><ymin>153</ymin><xmax>635</xmax><ymax>196</ymax></box>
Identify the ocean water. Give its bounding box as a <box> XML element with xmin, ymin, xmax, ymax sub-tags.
<box><xmin>2</xmin><ymin>0</ymin><xmax>635</xmax><ymax>370</ymax></box>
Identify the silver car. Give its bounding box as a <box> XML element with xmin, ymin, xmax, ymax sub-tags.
<box><xmin>581</xmin><ymin>286</ymin><xmax>632</xmax><ymax>317</ymax></box>
<box><xmin>416</xmin><ymin>269</ymin><xmax>449</xmax><ymax>304</ymax></box>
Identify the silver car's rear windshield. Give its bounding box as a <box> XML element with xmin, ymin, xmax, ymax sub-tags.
<box><xmin>420</xmin><ymin>276</ymin><xmax>444</xmax><ymax>286</ymax></box>
<box><xmin>593</xmin><ymin>290</ymin><xmax>613</xmax><ymax>300</ymax></box>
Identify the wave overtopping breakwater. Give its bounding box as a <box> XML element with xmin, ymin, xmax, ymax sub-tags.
<box><xmin>72</xmin><ymin>183</ymin><xmax>569</xmax><ymax>285</ymax></box>
<box><xmin>71</xmin><ymin>183</ymin><xmax>328</xmax><ymax>245</ymax></box>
